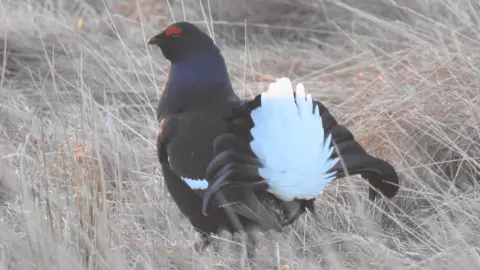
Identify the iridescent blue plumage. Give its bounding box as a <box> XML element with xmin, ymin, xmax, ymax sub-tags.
<box><xmin>166</xmin><ymin>45</ymin><xmax>234</xmax><ymax>93</ymax></box>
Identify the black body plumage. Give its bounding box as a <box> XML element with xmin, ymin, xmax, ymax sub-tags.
<box><xmin>148</xmin><ymin>21</ymin><xmax>400</xmax><ymax>256</ymax></box>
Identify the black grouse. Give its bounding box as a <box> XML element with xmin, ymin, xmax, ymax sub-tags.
<box><xmin>147</xmin><ymin>21</ymin><xmax>399</xmax><ymax>258</ymax></box>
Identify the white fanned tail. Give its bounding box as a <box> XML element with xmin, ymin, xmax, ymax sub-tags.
<box><xmin>249</xmin><ymin>77</ymin><xmax>340</xmax><ymax>201</ymax></box>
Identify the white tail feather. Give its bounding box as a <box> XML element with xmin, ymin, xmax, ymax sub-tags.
<box><xmin>249</xmin><ymin>77</ymin><xmax>339</xmax><ymax>201</ymax></box>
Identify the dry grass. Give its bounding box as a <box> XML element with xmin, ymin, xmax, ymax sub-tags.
<box><xmin>1</xmin><ymin>0</ymin><xmax>480</xmax><ymax>269</ymax></box>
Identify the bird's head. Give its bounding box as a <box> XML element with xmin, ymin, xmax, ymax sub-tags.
<box><xmin>147</xmin><ymin>21</ymin><xmax>217</xmax><ymax>62</ymax></box>
<box><xmin>147</xmin><ymin>21</ymin><xmax>236</xmax><ymax>109</ymax></box>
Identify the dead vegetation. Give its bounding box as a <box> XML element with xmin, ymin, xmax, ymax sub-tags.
<box><xmin>1</xmin><ymin>0</ymin><xmax>480</xmax><ymax>269</ymax></box>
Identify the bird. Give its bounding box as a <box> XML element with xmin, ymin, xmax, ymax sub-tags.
<box><xmin>147</xmin><ymin>21</ymin><xmax>399</xmax><ymax>259</ymax></box>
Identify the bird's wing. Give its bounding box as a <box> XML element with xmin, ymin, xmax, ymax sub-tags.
<box><xmin>157</xmin><ymin>111</ymin><xmax>220</xmax><ymax>198</ymax></box>
<box><xmin>201</xmin><ymin>78</ymin><xmax>399</xmax><ymax>216</ymax></box>
<box><xmin>157</xmin><ymin>110</ymin><xmax>283</xmax><ymax>229</ymax></box>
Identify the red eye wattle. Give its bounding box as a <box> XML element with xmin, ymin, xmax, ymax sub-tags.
<box><xmin>166</xmin><ymin>26</ymin><xmax>183</xmax><ymax>36</ymax></box>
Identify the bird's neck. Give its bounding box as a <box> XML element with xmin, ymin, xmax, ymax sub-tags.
<box><xmin>167</xmin><ymin>47</ymin><xmax>234</xmax><ymax>93</ymax></box>
<box><xmin>157</xmin><ymin>47</ymin><xmax>241</xmax><ymax>119</ymax></box>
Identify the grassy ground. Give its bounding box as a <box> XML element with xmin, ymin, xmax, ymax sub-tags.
<box><xmin>1</xmin><ymin>0</ymin><xmax>480</xmax><ymax>269</ymax></box>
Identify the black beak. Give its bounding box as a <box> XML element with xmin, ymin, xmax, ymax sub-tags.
<box><xmin>147</xmin><ymin>34</ymin><xmax>162</xmax><ymax>46</ymax></box>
